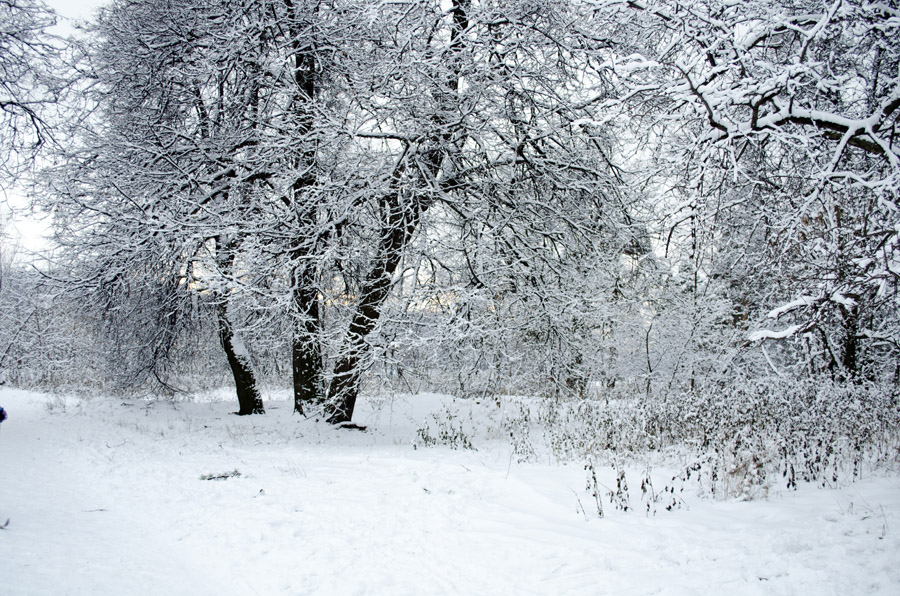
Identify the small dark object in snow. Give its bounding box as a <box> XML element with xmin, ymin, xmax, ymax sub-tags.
<box><xmin>0</xmin><ymin>518</ymin><xmax>9</xmax><ymax>529</ymax></box>
<box><xmin>337</xmin><ymin>422</ymin><xmax>367</xmax><ymax>431</ymax></box>
<box><xmin>0</xmin><ymin>406</ymin><xmax>7</xmax><ymax>423</ymax></box>
<box><xmin>201</xmin><ymin>469</ymin><xmax>242</xmax><ymax>481</ymax></box>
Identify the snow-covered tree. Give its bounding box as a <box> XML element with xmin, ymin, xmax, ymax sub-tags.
<box><xmin>43</xmin><ymin>0</ymin><xmax>281</xmax><ymax>411</ymax></box>
<box><xmin>0</xmin><ymin>0</ymin><xmax>60</xmax><ymax>182</ymax></box>
<box><xmin>602</xmin><ymin>0</ymin><xmax>900</xmax><ymax>382</ymax></box>
<box><xmin>38</xmin><ymin>0</ymin><xmax>655</xmax><ymax>420</ymax></box>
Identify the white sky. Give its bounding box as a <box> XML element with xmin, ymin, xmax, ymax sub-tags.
<box><xmin>46</xmin><ymin>0</ymin><xmax>105</xmax><ymax>24</ymax></box>
<box><xmin>3</xmin><ymin>1</ymin><xmax>106</xmax><ymax>259</ymax></box>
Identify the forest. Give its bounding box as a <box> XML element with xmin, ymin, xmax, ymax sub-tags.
<box><xmin>2</xmin><ymin>0</ymin><xmax>899</xmax><ymax>593</ymax></box>
<box><xmin>1</xmin><ymin>0</ymin><xmax>899</xmax><ymax>494</ymax></box>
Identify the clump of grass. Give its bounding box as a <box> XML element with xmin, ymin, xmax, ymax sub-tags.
<box><xmin>200</xmin><ymin>469</ymin><xmax>242</xmax><ymax>481</ymax></box>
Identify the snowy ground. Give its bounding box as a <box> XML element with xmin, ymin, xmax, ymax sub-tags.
<box><xmin>1</xmin><ymin>387</ymin><xmax>898</xmax><ymax>595</ymax></box>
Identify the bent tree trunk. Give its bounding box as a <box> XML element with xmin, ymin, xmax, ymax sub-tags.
<box><xmin>325</xmin><ymin>195</ymin><xmax>421</xmax><ymax>424</ymax></box>
<box><xmin>217</xmin><ymin>301</ymin><xmax>265</xmax><ymax>415</ymax></box>
<box><xmin>323</xmin><ymin>279</ymin><xmax>391</xmax><ymax>424</ymax></box>
<box><xmin>324</xmin><ymin>0</ymin><xmax>468</xmax><ymax>424</ymax></box>
<box><xmin>214</xmin><ymin>236</ymin><xmax>264</xmax><ymax>415</ymax></box>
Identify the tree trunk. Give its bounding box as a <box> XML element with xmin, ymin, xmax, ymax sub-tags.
<box><xmin>323</xmin><ymin>280</ymin><xmax>392</xmax><ymax>424</ymax></box>
<box><xmin>840</xmin><ymin>302</ymin><xmax>860</xmax><ymax>381</ymax></box>
<box><xmin>217</xmin><ymin>301</ymin><xmax>265</xmax><ymax>415</ymax></box>
<box><xmin>285</xmin><ymin>0</ymin><xmax>323</xmax><ymax>415</ymax></box>
<box><xmin>291</xmin><ymin>264</ymin><xmax>322</xmax><ymax>414</ymax></box>
<box><xmin>215</xmin><ymin>236</ymin><xmax>264</xmax><ymax>415</ymax></box>
<box><xmin>324</xmin><ymin>0</ymin><xmax>468</xmax><ymax>424</ymax></box>
<box><xmin>325</xmin><ymin>195</ymin><xmax>421</xmax><ymax>424</ymax></box>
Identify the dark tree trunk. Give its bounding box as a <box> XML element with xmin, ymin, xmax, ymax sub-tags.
<box><xmin>217</xmin><ymin>301</ymin><xmax>265</xmax><ymax>415</ymax></box>
<box><xmin>215</xmin><ymin>237</ymin><xmax>264</xmax><ymax>415</ymax></box>
<box><xmin>291</xmin><ymin>264</ymin><xmax>322</xmax><ymax>415</ymax></box>
<box><xmin>325</xmin><ymin>194</ymin><xmax>423</xmax><ymax>424</ymax></box>
<box><xmin>285</xmin><ymin>0</ymin><xmax>324</xmax><ymax>415</ymax></box>
<box><xmin>840</xmin><ymin>302</ymin><xmax>860</xmax><ymax>381</ymax></box>
<box><xmin>324</xmin><ymin>0</ymin><xmax>469</xmax><ymax>424</ymax></box>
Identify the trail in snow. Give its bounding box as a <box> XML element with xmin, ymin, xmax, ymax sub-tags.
<box><xmin>0</xmin><ymin>390</ymin><xmax>230</xmax><ymax>596</ymax></box>
<box><xmin>1</xmin><ymin>387</ymin><xmax>898</xmax><ymax>595</ymax></box>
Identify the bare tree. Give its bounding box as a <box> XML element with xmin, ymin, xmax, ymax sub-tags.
<box><xmin>0</xmin><ymin>0</ymin><xmax>59</xmax><ymax>181</ymax></box>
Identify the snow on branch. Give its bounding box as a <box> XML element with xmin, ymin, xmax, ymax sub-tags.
<box><xmin>765</xmin><ymin>295</ymin><xmax>822</xmax><ymax>320</ymax></box>
<box><xmin>750</xmin><ymin>288</ymin><xmax>862</xmax><ymax>342</ymax></box>
<box><xmin>748</xmin><ymin>324</ymin><xmax>804</xmax><ymax>342</ymax></box>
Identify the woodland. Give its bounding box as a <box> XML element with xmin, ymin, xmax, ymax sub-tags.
<box><xmin>1</xmin><ymin>0</ymin><xmax>898</xmax><ymax>490</ymax></box>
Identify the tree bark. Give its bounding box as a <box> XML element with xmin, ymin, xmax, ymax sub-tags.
<box><xmin>291</xmin><ymin>263</ymin><xmax>322</xmax><ymax>414</ymax></box>
<box><xmin>324</xmin><ymin>195</ymin><xmax>419</xmax><ymax>424</ymax></box>
<box><xmin>324</xmin><ymin>0</ymin><xmax>469</xmax><ymax>424</ymax></box>
<box><xmin>217</xmin><ymin>301</ymin><xmax>265</xmax><ymax>415</ymax></box>
<box><xmin>215</xmin><ymin>237</ymin><xmax>264</xmax><ymax>415</ymax></box>
<box><xmin>284</xmin><ymin>0</ymin><xmax>324</xmax><ymax>415</ymax></box>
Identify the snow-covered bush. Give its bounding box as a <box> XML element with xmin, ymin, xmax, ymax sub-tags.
<box><xmin>414</xmin><ymin>404</ymin><xmax>476</xmax><ymax>451</ymax></box>
<box><xmin>538</xmin><ymin>377</ymin><xmax>900</xmax><ymax>499</ymax></box>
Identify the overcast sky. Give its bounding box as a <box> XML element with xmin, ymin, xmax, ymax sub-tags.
<box><xmin>47</xmin><ymin>0</ymin><xmax>105</xmax><ymax>22</ymax></box>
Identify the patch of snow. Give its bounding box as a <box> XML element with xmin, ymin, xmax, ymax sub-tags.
<box><xmin>1</xmin><ymin>387</ymin><xmax>898</xmax><ymax>595</ymax></box>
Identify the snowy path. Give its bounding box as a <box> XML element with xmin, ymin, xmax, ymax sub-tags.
<box><xmin>0</xmin><ymin>390</ymin><xmax>230</xmax><ymax>595</ymax></box>
<box><xmin>1</xmin><ymin>387</ymin><xmax>899</xmax><ymax>595</ymax></box>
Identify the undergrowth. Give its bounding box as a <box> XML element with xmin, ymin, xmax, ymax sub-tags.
<box><xmin>548</xmin><ymin>378</ymin><xmax>900</xmax><ymax>500</ymax></box>
<box><xmin>419</xmin><ymin>378</ymin><xmax>900</xmax><ymax>502</ymax></box>
<box><xmin>414</xmin><ymin>404</ymin><xmax>476</xmax><ymax>450</ymax></box>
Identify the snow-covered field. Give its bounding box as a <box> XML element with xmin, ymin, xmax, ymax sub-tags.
<box><xmin>1</xmin><ymin>387</ymin><xmax>898</xmax><ymax>596</ymax></box>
